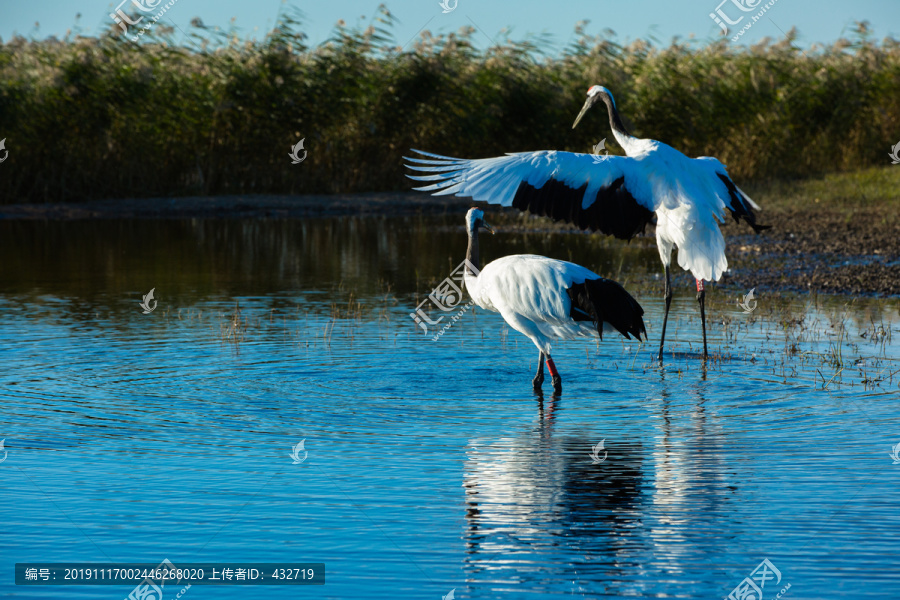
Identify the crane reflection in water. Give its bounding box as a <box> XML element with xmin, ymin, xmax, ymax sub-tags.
<box><xmin>460</xmin><ymin>381</ymin><xmax>737</xmax><ymax>596</ymax></box>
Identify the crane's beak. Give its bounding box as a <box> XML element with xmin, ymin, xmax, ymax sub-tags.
<box><xmin>572</xmin><ymin>97</ymin><xmax>593</xmax><ymax>129</ymax></box>
<box><xmin>481</xmin><ymin>220</ymin><xmax>495</xmax><ymax>234</ymax></box>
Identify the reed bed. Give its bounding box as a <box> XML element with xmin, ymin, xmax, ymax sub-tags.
<box><xmin>1</xmin><ymin>8</ymin><xmax>897</xmax><ymax>203</ymax></box>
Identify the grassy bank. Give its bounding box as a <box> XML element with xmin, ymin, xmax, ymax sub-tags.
<box><xmin>1</xmin><ymin>8</ymin><xmax>898</xmax><ymax>203</ymax></box>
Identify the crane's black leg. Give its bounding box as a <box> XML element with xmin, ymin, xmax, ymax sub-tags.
<box><xmin>533</xmin><ymin>351</ymin><xmax>545</xmax><ymax>390</ymax></box>
<box><xmin>657</xmin><ymin>266</ymin><xmax>672</xmax><ymax>362</ymax></box>
<box><xmin>546</xmin><ymin>355</ymin><xmax>562</xmax><ymax>393</ymax></box>
<box><xmin>696</xmin><ymin>279</ymin><xmax>708</xmax><ymax>360</ymax></box>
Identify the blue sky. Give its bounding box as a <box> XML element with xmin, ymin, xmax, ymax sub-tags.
<box><xmin>2</xmin><ymin>0</ymin><xmax>898</xmax><ymax>51</ymax></box>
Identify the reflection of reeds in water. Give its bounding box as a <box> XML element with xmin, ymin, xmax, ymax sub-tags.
<box><xmin>170</xmin><ymin>284</ymin><xmax>897</xmax><ymax>391</ymax></box>
<box><xmin>448</xmin><ymin>283</ymin><xmax>897</xmax><ymax>392</ymax></box>
<box><xmin>220</xmin><ymin>301</ymin><xmax>248</xmax><ymax>345</ymax></box>
<box><xmin>209</xmin><ymin>288</ymin><xmax>401</xmax><ymax>350</ymax></box>
<box><xmin>653</xmin><ymin>294</ymin><xmax>900</xmax><ymax>391</ymax></box>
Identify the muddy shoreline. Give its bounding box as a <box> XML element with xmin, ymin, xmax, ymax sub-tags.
<box><xmin>3</xmin><ymin>192</ymin><xmax>898</xmax><ymax>296</ymax></box>
<box><xmin>723</xmin><ymin>204</ymin><xmax>900</xmax><ymax>296</ymax></box>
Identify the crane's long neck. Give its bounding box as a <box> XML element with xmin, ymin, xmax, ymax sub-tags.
<box><xmin>601</xmin><ymin>95</ymin><xmax>637</xmax><ymax>152</ymax></box>
<box><xmin>463</xmin><ymin>225</ymin><xmax>485</xmax><ymax>304</ymax></box>
<box><xmin>465</xmin><ymin>226</ymin><xmax>479</xmax><ymax>276</ymax></box>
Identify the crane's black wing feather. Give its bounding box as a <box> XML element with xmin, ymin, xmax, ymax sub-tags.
<box><xmin>510</xmin><ymin>176</ymin><xmax>653</xmax><ymax>239</ymax></box>
<box><xmin>405</xmin><ymin>149</ymin><xmax>656</xmax><ymax>241</ymax></box>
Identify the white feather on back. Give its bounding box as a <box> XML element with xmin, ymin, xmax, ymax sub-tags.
<box><xmin>465</xmin><ymin>255</ymin><xmax>613</xmax><ymax>354</ymax></box>
<box><xmin>626</xmin><ymin>142</ymin><xmax>730</xmax><ymax>281</ymax></box>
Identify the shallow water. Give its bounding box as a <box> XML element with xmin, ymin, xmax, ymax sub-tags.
<box><xmin>1</xmin><ymin>216</ymin><xmax>899</xmax><ymax>600</ymax></box>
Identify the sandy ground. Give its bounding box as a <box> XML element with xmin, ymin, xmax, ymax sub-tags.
<box><xmin>3</xmin><ymin>192</ymin><xmax>898</xmax><ymax>296</ymax></box>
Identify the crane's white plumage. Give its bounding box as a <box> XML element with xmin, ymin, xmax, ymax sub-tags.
<box><xmin>460</xmin><ymin>207</ymin><xmax>645</xmax><ymax>390</ymax></box>
<box><xmin>466</xmin><ymin>254</ymin><xmax>621</xmax><ymax>355</ymax></box>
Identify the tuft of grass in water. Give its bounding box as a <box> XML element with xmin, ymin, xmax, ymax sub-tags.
<box><xmin>0</xmin><ymin>11</ymin><xmax>898</xmax><ymax>203</ymax></box>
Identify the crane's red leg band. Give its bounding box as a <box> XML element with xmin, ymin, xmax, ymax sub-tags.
<box><xmin>546</xmin><ymin>357</ymin><xmax>559</xmax><ymax>377</ymax></box>
<box><xmin>696</xmin><ymin>279</ymin><xmax>705</xmax><ymax>292</ymax></box>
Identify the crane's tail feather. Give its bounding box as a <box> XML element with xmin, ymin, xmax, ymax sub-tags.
<box><xmin>567</xmin><ymin>278</ymin><xmax>647</xmax><ymax>341</ymax></box>
<box><xmin>716</xmin><ymin>173</ymin><xmax>772</xmax><ymax>234</ymax></box>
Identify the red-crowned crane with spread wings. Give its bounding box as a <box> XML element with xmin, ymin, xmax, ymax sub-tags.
<box><xmin>405</xmin><ymin>85</ymin><xmax>769</xmax><ymax>361</ymax></box>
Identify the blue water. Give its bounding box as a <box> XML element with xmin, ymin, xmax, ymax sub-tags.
<box><xmin>1</xmin><ymin>217</ymin><xmax>899</xmax><ymax>599</ymax></box>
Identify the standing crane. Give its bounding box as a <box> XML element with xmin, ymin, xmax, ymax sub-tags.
<box><xmin>404</xmin><ymin>85</ymin><xmax>769</xmax><ymax>361</ymax></box>
<box><xmin>461</xmin><ymin>207</ymin><xmax>645</xmax><ymax>393</ymax></box>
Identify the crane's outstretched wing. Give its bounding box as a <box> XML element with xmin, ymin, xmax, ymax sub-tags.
<box><xmin>404</xmin><ymin>149</ymin><xmax>656</xmax><ymax>240</ymax></box>
<box><xmin>695</xmin><ymin>157</ymin><xmax>771</xmax><ymax>234</ymax></box>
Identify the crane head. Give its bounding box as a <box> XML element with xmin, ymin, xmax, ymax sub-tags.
<box><xmin>466</xmin><ymin>207</ymin><xmax>495</xmax><ymax>235</ymax></box>
<box><xmin>573</xmin><ymin>85</ymin><xmax>615</xmax><ymax>129</ymax></box>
